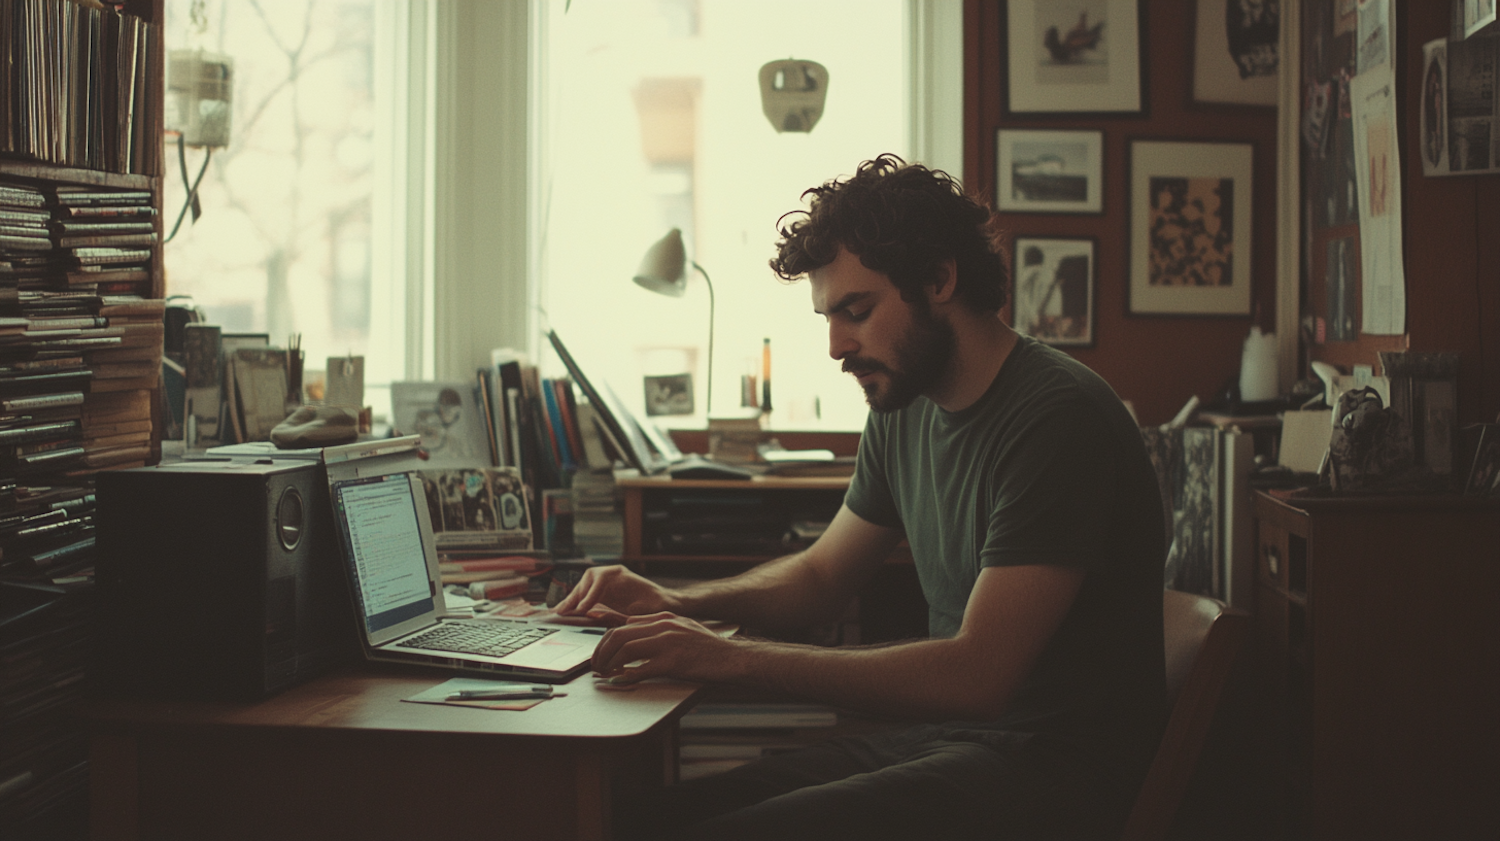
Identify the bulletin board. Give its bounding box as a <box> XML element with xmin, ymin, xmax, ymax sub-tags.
<box><xmin>1299</xmin><ymin>0</ymin><xmax>1406</xmax><ymax>373</ymax></box>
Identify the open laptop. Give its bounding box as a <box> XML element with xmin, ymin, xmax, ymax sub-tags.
<box><xmin>327</xmin><ymin>469</ymin><xmax>604</xmax><ymax>682</ymax></box>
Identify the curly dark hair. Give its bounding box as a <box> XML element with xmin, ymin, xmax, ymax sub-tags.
<box><xmin>769</xmin><ymin>154</ymin><xmax>1009</xmax><ymax>312</ymax></box>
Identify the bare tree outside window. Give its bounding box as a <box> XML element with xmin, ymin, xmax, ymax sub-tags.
<box><xmin>163</xmin><ymin>0</ymin><xmax>377</xmax><ymax>385</ymax></box>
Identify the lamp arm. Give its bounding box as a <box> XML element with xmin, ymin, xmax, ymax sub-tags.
<box><xmin>692</xmin><ymin>261</ymin><xmax>714</xmax><ymax>419</ymax></box>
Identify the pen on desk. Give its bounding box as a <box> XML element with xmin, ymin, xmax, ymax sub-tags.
<box><xmin>446</xmin><ymin>686</ymin><xmax>554</xmax><ymax>701</ymax></box>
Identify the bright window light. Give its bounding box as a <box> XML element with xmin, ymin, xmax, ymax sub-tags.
<box><xmin>535</xmin><ymin>0</ymin><xmax>908</xmax><ymax>431</ymax></box>
<box><xmin>161</xmin><ymin>0</ymin><xmax>403</xmax><ymax>409</ymax></box>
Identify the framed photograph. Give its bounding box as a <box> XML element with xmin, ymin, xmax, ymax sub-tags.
<box><xmin>1004</xmin><ymin>0</ymin><xmax>1144</xmax><ymax>116</ymax></box>
<box><xmin>1465</xmin><ymin>424</ymin><xmax>1500</xmax><ymax>496</ymax></box>
<box><xmin>643</xmin><ymin>373</ymin><xmax>694</xmax><ymax>416</ymax></box>
<box><xmin>1192</xmin><ymin>0</ymin><xmax>1278</xmax><ymax>107</ymax></box>
<box><xmin>996</xmin><ymin>129</ymin><xmax>1104</xmax><ymax>214</ymax></box>
<box><xmin>1128</xmin><ymin>140</ymin><xmax>1254</xmax><ymax>316</ymax></box>
<box><xmin>1011</xmin><ymin>237</ymin><xmax>1096</xmax><ymax>347</ymax></box>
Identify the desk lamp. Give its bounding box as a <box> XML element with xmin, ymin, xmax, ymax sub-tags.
<box><xmin>633</xmin><ymin>228</ymin><xmax>715</xmax><ymax>417</ymax></box>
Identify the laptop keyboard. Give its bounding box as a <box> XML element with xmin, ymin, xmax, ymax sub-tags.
<box><xmin>399</xmin><ymin>621</ymin><xmax>557</xmax><ymax>658</ymax></box>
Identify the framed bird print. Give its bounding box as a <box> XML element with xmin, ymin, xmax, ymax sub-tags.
<box><xmin>1003</xmin><ymin>0</ymin><xmax>1145</xmax><ymax>117</ymax></box>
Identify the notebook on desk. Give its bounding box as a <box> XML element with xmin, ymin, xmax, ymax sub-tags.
<box><xmin>327</xmin><ymin>469</ymin><xmax>603</xmax><ymax>682</ymax></box>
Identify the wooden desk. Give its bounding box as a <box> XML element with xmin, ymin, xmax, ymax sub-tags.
<box><xmin>82</xmin><ymin>665</ymin><xmax>701</xmax><ymax>841</ymax></box>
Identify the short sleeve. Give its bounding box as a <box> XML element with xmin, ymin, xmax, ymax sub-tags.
<box><xmin>979</xmin><ymin>399</ymin><xmax>1123</xmax><ymax>572</ymax></box>
<box><xmin>844</xmin><ymin>413</ymin><xmax>901</xmax><ymax>528</ymax></box>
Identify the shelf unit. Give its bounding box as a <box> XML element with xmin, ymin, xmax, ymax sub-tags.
<box><xmin>1251</xmin><ymin>491</ymin><xmax>1500</xmax><ymax>839</ymax></box>
<box><xmin>0</xmin><ymin>0</ymin><xmax>165</xmax><ymax>835</ymax></box>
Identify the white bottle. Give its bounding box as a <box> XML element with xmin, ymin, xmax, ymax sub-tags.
<box><xmin>1239</xmin><ymin>326</ymin><xmax>1278</xmax><ymax>403</ymax></box>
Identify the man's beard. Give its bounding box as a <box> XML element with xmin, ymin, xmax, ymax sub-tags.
<box><xmin>841</xmin><ymin>302</ymin><xmax>956</xmax><ymax>412</ymax></box>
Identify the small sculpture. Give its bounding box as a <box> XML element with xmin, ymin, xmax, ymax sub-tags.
<box><xmin>1328</xmin><ymin>386</ymin><xmax>1414</xmax><ymax>492</ymax></box>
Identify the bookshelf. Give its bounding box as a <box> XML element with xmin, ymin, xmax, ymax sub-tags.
<box><xmin>0</xmin><ymin>0</ymin><xmax>165</xmax><ymax>835</ymax></box>
<box><xmin>0</xmin><ymin>0</ymin><xmax>166</xmax><ymax>567</ymax></box>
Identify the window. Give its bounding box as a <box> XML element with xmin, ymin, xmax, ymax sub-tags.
<box><xmin>535</xmin><ymin>0</ymin><xmax>917</xmax><ymax>431</ymax></box>
<box><xmin>160</xmin><ymin>1</ymin><xmax>959</xmax><ymax>431</ymax></box>
<box><xmin>161</xmin><ymin>0</ymin><xmax>417</xmax><ymax>413</ymax></box>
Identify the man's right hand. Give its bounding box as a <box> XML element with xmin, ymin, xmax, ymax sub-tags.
<box><xmin>552</xmin><ymin>564</ymin><xmax>683</xmax><ymax>619</ymax></box>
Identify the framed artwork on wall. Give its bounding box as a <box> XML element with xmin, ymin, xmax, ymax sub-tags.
<box><xmin>1128</xmin><ymin>140</ymin><xmax>1253</xmax><ymax>316</ymax></box>
<box><xmin>1192</xmin><ymin>0</ymin><xmax>1279</xmax><ymax>106</ymax></box>
<box><xmin>1011</xmin><ymin>237</ymin><xmax>1096</xmax><ymax>347</ymax></box>
<box><xmin>1004</xmin><ymin>0</ymin><xmax>1144</xmax><ymax>116</ymax></box>
<box><xmin>996</xmin><ymin>129</ymin><xmax>1104</xmax><ymax>214</ymax></box>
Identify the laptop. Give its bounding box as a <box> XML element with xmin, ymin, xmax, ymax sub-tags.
<box><xmin>327</xmin><ymin>468</ymin><xmax>604</xmax><ymax>682</ymax></box>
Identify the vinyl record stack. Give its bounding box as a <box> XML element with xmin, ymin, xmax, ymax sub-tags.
<box><xmin>0</xmin><ymin>0</ymin><xmax>162</xmax><ymax>176</ymax></box>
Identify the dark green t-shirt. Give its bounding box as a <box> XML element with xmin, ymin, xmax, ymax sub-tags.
<box><xmin>845</xmin><ymin>335</ymin><xmax>1166</xmax><ymax>776</ymax></box>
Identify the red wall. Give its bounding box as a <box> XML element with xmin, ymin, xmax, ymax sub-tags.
<box><xmin>1393</xmin><ymin>2</ymin><xmax>1499</xmax><ymax>426</ymax></box>
<box><xmin>965</xmin><ymin>1</ymin><xmax>1498</xmax><ymax>427</ymax></box>
<box><xmin>964</xmin><ymin>1</ymin><xmax>1280</xmax><ymax>426</ymax></box>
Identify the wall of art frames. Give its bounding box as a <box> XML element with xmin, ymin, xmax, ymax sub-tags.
<box><xmin>966</xmin><ymin>0</ymin><xmax>1279</xmax><ymax>426</ymax></box>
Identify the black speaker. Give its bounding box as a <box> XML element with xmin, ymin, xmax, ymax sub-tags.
<box><xmin>95</xmin><ymin>459</ymin><xmax>357</xmax><ymax>699</ymax></box>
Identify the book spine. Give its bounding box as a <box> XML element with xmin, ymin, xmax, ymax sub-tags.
<box><xmin>541</xmin><ymin>378</ymin><xmax>576</xmax><ymax>472</ymax></box>
<box><xmin>62</xmin><ymin>205</ymin><xmax>157</xmax><ymax>218</ymax></box>
<box><xmin>29</xmin><ymin>536</ymin><xmax>96</xmax><ymax>568</ymax></box>
<box><xmin>466</xmin><ymin>577</ymin><xmax>529</xmax><ymax>601</ymax></box>
<box><xmin>59</xmin><ymin>232</ymin><xmax>158</xmax><ymax>248</ymax></box>
<box><xmin>437</xmin><ymin>556</ymin><xmax>543</xmax><ymax>573</ymax></box>
<box><xmin>0</xmin><ymin>421</ymin><xmax>84</xmax><ymax>444</ymax></box>
<box><xmin>474</xmin><ymin>369</ymin><xmax>500</xmax><ymax>468</ymax></box>
<box><xmin>555</xmin><ymin>378</ymin><xmax>588</xmax><ymax>470</ymax></box>
<box><xmin>1</xmin><ymin>391</ymin><xmax>87</xmax><ymax>411</ymax></box>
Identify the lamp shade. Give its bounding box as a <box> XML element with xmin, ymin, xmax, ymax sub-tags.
<box><xmin>633</xmin><ymin>228</ymin><xmax>688</xmax><ymax>297</ymax></box>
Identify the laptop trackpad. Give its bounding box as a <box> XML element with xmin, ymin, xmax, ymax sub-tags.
<box><xmin>506</xmin><ymin>638</ymin><xmax>589</xmax><ymax>668</ymax></box>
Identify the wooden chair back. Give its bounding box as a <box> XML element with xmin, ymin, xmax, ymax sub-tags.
<box><xmin>1121</xmin><ymin>589</ymin><xmax>1250</xmax><ymax>841</ymax></box>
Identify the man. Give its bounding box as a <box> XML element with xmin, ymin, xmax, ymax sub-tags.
<box><xmin>556</xmin><ymin>155</ymin><xmax>1166</xmax><ymax>839</ymax></box>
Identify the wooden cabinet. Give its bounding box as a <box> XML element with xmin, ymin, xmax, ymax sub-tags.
<box><xmin>620</xmin><ymin>475</ymin><xmax>853</xmax><ymax>564</ymax></box>
<box><xmin>1251</xmin><ymin>491</ymin><xmax>1500</xmax><ymax>840</ymax></box>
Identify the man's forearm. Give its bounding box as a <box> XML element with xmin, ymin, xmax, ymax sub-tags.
<box><xmin>671</xmin><ymin>551</ymin><xmax>857</xmax><ymax>630</ymax></box>
<box><xmin>717</xmin><ymin>636</ymin><xmax>1011</xmax><ymax>722</ymax></box>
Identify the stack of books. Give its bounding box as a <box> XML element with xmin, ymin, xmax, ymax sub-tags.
<box><xmin>1</xmin><ymin>180</ymin><xmax>156</xmax><ymax>297</ymax></box>
<box><xmin>0</xmin><ymin>581</ymin><xmax>94</xmax><ymax>837</ymax></box>
<box><xmin>0</xmin><ymin>182</ymin><xmax>163</xmax><ymax>587</ymax></box>
<box><xmin>570</xmin><ymin>466</ymin><xmax>624</xmax><ymax>557</ymax></box>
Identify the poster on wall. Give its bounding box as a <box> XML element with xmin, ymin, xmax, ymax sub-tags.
<box><xmin>1425</xmin><ymin>32</ymin><xmax>1500</xmax><ymax>176</ymax></box>
<box><xmin>1192</xmin><ymin>0</ymin><xmax>1278</xmax><ymax>106</ymax></box>
<box><xmin>1349</xmin><ymin>71</ymin><xmax>1406</xmax><ymax>335</ymax></box>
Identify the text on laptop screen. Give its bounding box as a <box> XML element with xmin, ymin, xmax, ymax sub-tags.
<box><xmin>334</xmin><ymin>474</ymin><xmax>436</xmax><ymax>633</ymax></box>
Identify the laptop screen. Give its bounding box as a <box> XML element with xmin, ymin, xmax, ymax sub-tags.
<box><xmin>331</xmin><ymin>473</ymin><xmax>437</xmax><ymax>634</ymax></box>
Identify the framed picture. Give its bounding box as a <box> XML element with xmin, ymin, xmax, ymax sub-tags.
<box><xmin>643</xmin><ymin>373</ymin><xmax>694</xmax><ymax>416</ymax></box>
<box><xmin>1128</xmin><ymin>140</ymin><xmax>1254</xmax><ymax>316</ymax></box>
<box><xmin>1192</xmin><ymin>0</ymin><xmax>1278</xmax><ymax>107</ymax></box>
<box><xmin>1011</xmin><ymin>237</ymin><xmax>1096</xmax><ymax>347</ymax></box>
<box><xmin>1465</xmin><ymin>424</ymin><xmax>1500</xmax><ymax>496</ymax></box>
<box><xmin>1004</xmin><ymin>0</ymin><xmax>1144</xmax><ymax>116</ymax></box>
<box><xmin>996</xmin><ymin>129</ymin><xmax>1104</xmax><ymax>214</ymax></box>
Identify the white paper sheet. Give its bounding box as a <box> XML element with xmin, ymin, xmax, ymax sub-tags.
<box><xmin>1349</xmin><ymin>52</ymin><xmax>1407</xmax><ymax>335</ymax></box>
